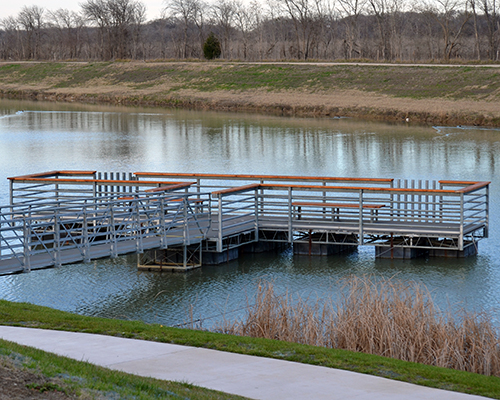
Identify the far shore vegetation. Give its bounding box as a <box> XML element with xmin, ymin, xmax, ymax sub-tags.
<box><xmin>0</xmin><ymin>61</ymin><xmax>499</xmax><ymax>126</ymax></box>
<box><xmin>1</xmin><ymin>275</ymin><xmax>500</xmax><ymax>399</ymax></box>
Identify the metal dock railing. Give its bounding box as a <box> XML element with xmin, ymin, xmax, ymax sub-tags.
<box><xmin>0</xmin><ymin>171</ymin><xmax>489</xmax><ymax>274</ymax></box>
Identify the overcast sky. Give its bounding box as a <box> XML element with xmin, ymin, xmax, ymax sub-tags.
<box><xmin>1</xmin><ymin>0</ymin><xmax>166</xmax><ymax>21</ymax></box>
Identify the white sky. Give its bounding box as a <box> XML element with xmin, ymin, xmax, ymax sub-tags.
<box><xmin>1</xmin><ymin>0</ymin><xmax>166</xmax><ymax>21</ymax></box>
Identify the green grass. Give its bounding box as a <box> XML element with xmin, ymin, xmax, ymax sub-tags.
<box><xmin>0</xmin><ymin>61</ymin><xmax>499</xmax><ymax>101</ymax></box>
<box><xmin>0</xmin><ymin>338</ymin><xmax>247</xmax><ymax>399</ymax></box>
<box><xmin>1</xmin><ymin>299</ymin><xmax>500</xmax><ymax>398</ymax></box>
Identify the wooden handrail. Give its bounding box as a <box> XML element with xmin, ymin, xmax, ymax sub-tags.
<box><xmin>455</xmin><ymin>181</ymin><xmax>490</xmax><ymax>193</ymax></box>
<box><xmin>260</xmin><ymin>183</ymin><xmax>459</xmax><ymax>194</ymax></box>
<box><xmin>144</xmin><ymin>182</ymin><xmax>195</xmax><ymax>193</ymax></box>
<box><xmin>292</xmin><ymin>201</ymin><xmax>385</xmax><ymax>209</ymax></box>
<box><xmin>8</xmin><ymin>170</ymin><xmax>97</xmax><ymax>180</ymax></box>
<box><xmin>7</xmin><ymin>177</ymin><xmax>186</xmax><ymax>186</ymax></box>
<box><xmin>134</xmin><ymin>171</ymin><xmax>394</xmax><ymax>183</ymax></box>
<box><xmin>211</xmin><ymin>183</ymin><xmax>260</xmax><ymax>197</ymax></box>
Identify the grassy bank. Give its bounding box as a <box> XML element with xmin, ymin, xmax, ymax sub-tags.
<box><xmin>1</xmin><ymin>299</ymin><xmax>500</xmax><ymax>398</ymax></box>
<box><xmin>0</xmin><ymin>61</ymin><xmax>499</xmax><ymax>126</ymax></box>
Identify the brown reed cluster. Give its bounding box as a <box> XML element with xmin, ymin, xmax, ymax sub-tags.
<box><xmin>216</xmin><ymin>276</ymin><xmax>500</xmax><ymax>376</ymax></box>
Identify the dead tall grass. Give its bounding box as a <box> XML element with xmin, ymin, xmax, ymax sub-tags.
<box><xmin>215</xmin><ymin>276</ymin><xmax>500</xmax><ymax>376</ymax></box>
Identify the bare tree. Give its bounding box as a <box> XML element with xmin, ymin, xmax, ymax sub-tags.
<box><xmin>82</xmin><ymin>0</ymin><xmax>146</xmax><ymax>59</ymax></box>
<box><xmin>0</xmin><ymin>17</ymin><xmax>23</xmax><ymax>59</ymax></box>
<box><xmin>210</xmin><ymin>0</ymin><xmax>235</xmax><ymax>58</ymax></box>
<box><xmin>479</xmin><ymin>0</ymin><xmax>499</xmax><ymax>59</ymax></box>
<box><xmin>164</xmin><ymin>0</ymin><xmax>205</xmax><ymax>58</ymax></box>
<box><xmin>337</xmin><ymin>0</ymin><xmax>367</xmax><ymax>58</ymax></box>
<box><xmin>17</xmin><ymin>5</ymin><xmax>45</xmax><ymax>59</ymax></box>
<box><xmin>48</xmin><ymin>9</ymin><xmax>85</xmax><ymax>59</ymax></box>
<box><xmin>422</xmin><ymin>0</ymin><xmax>471</xmax><ymax>60</ymax></box>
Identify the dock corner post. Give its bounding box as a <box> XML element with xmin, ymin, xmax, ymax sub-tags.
<box><xmin>288</xmin><ymin>187</ymin><xmax>293</xmax><ymax>243</ymax></box>
<box><xmin>22</xmin><ymin>217</ymin><xmax>31</xmax><ymax>272</ymax></box>
<box><xmin>217</xmin><ymin>195</ymin><xmax>223</xmax><ymax>253</ymax></box>
<box><xmin>358</xmin><ymin>189</ymin><xmax>364</xmax><ymax>245</ymax></box>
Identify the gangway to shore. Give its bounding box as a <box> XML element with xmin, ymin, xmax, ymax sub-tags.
<box><xmin>0</xmin><ymin>171</ymin><xmax>490</xmax><ymax>274</ymax></box>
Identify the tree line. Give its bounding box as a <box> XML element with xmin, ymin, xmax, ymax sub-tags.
<box><xmin>0</xmin><ymin>0</ymin><xmax>499</xmax><ymax>62</ymax></box>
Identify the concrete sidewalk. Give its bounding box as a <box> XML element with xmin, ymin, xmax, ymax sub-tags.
<box><xmin>0</xmin><ymin>326</ymin><xmax>489</xmax><ymax>400</ymax></box>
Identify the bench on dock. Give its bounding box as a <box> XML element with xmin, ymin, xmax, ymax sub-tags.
<box><xmin>292</xmin><ymin>202</ymin><xmax>385</xmax><ymax>222</ymax></box>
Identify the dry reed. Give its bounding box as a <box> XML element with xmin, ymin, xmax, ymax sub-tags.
<box><xmin>214</xmin><ymin>276</ymin><xmax>500</xmax><ymax>376</ymax></box>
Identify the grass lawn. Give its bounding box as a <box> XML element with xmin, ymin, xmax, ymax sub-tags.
<box><xmin>1</xmin><ymin>299</ymin><xmax>499</xmax><ymax>399</ymax></box>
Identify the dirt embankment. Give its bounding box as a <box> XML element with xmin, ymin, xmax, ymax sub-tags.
<box><xmin>1</xmin><ymin>61</ymin><xmax>499</xmax><ymax>126</ymax></box>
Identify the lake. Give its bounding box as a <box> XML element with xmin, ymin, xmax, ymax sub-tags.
<box><xmin>0</xmin><ymin>98</ymin><xmax>499</xmax><ymax>328</ymax></box>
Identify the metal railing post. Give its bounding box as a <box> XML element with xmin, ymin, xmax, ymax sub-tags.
<box><xmin>183</xmin><ymin>198</ymin><xmax>190</xmax><ymax>246</ymax></box>
<box><xmin>217</xmin><ymin>195</ymin><xmax>223</xmax><ymax>253</ymax></box>
<box><xmin>136</xmin><ymin>201</ymin><xmax>143</xmax><ymax>253</ymax></box>
<box><xmin>54</xmin><ymin>212</ymin><xmax>61</xmax><ymax>267</ymax></box>
<box><xmin>358</xmin><ymin>189</ymin><xmax>364</xmax><ymax>245</ymax></box>
<box><xmin>23</xmin><ymin>217</ymin><xmax>31</xmax><ymax>272</ymax></box>
<box><xmin>83</xmin><ymin>209</ymin><xmax>90</xmax><ymax>263</ymax></box>
<box><xmin>288</xmin><ymin>187</ymin><xmax>293</xmax><ymax>243</ymax></box>
<box><xmin>160</xmin><ymin>197</ymin><xmax>167</xmax><ymax>249</ymax></box>
<box><xmin>485</xmin><ymin>184</ymin><xmax>489</xmax><ymax>238</ymax></box>
<box><xmin>459</xmin><ymin>193</ymin><xmax>464</xmax><ymax>251</ymax></box>
<box><xmin>110</xmin><ymin>206</ymin><xmax>117</xmax><ymax>258</ymax></box>
<box><xmin>254</xmin><ymin>187</ymin><xmax>259</xmax><ymax>241</ymax></box>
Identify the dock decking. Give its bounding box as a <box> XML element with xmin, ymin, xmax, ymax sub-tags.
<box><xmin>0</xmin><ymin>171</ymin><xmax>490</xmax><ymax>274</ymax></box>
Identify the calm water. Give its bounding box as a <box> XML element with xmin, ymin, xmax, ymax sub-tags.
<box><xmin>0</xmin><ymin>98</ymin><xmax>499</xmax><ymax>328</ymax></box>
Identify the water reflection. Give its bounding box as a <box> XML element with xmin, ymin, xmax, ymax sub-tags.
<box><xmin>0</xmin><ymin>98</ymin><xmax>499</xmax><ymax>327</ymax></box>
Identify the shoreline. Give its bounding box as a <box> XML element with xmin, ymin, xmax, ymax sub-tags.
<box><xmin>1</xmin><ymin>61</ymin><xmax>499</xmax><ymax>126</ymax></box>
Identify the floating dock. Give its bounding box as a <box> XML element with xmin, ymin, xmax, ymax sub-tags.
<box><xmin>0</xmin><ymin>171</ymin><xmax>490</xmax><ymax>274</ymax></box>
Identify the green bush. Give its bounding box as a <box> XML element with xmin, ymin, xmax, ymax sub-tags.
<box><xmin>203</xmin><ymin>33</ymin><xmax>222</xmax><ymax>60</ymax></box>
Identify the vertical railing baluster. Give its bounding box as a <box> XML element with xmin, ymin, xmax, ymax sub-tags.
<box><xmin>217</xmin><ymin>195</ymin><xmax>223</xmax><ymax>253</ymax></box>
<box><xmin>23</xmin><ymin>217</ymin><xmax>31</xmax><ymax>272</ymax></box>
<box><xmin>358</xmin><ymin>189</ymin><xmax>364</xmax><ymax>245</ymax></box>
<box><xmin>288</xmin><ymin>187</ymin><xmax>292</xmax><ymax>243</ymax></box>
